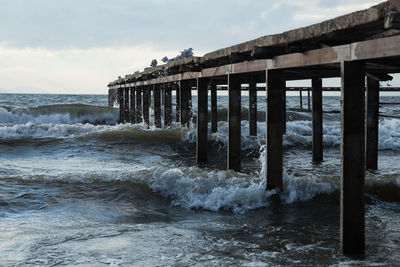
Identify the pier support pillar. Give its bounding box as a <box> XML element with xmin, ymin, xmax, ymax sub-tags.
<box><xmin>266</xmin><ymin>70</ymin><xmax>284</xmax><ymax>191</ymax></box>
<box><xmin>340</xmin><ymin>61</ymin><xmax>365</xmax><ymax>256</ymax></box>
<box><xmin>175</xmin><ymin>83</ymin><xmax>181</xmax><ymax>123</ymax></box>
<box><xmin>249</xmin><ymin>81</ymin><xmax>257</xmax><ymax>136</ymax></box>
<box><xmin>282</xmin><ymin>87</ymin><xmax>286</xmax><ymax>134</ymax></box>
<box><xmin>164</xmin><ymin>83</ymin><xmax>172</xmax><ymax>127</ymax></box>
<box><xmin>299</xmin><ymin>90</ymin><xmax>303</xmax><ymax>110</ymax></box>
<box><xmin>124</xmin><ymin>87</ymin><xmax>130</xmax><ymax>123</ymax></box>
<box><xmin>228</xmin><ymin>74</ymin><xmax>241</xmax><ymax>172</ymax></box>
<box><xmin>118</xmin><ymin>87</ymin><xmax>124</xmax><ymax>123</ymax></box>
<box><xmin>312</xmin><ymin>78</ymin><xmax>323</xmax><ymax>163</ymax></box>
<box><xmin>180</xmin><ymin>80</ymin><xmax>192</xmax><ymax>127</ymax></box>
<box><xmin>130</xmin><ymin>87</ymin><xmax>136</xmax><ymax>123</ymax></box>
<box><xmin>143</xmin><ymin>86</ymin><xmax>151</xmax><ymax>126</ymax></box>
<box><xmin>307</xmin><ymin>89</ymin><xmax>311</xmax><ymax>111</ymax></box>
<box><xmin>366</xmin><ymin>77</ymin><xmax>379</xmax><ymax>170</ymax></box>
<box><xmin>197</xmin><ymin>78</ymin><xmax>208</xmax><ymax>166</ymax></box>
<box><xmin>211</xmin><ymin>82</ymin><xmax>218</xmax><ymax>133</ymax></box>
<box><xmin>136</xmin><ymin>87</ymin><xmax>143</xmax><ymax>123</ymax></box>
<box><xmin>153</xmin><ymin>85</ymin><xmax>162</xmax><ymax>128</ymax></box>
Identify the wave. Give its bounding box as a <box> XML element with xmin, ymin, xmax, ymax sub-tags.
<box><xmin>182</xmin><ymin>119</ymin><xmax>400</xmax><ymax>151</ymax></box>
<box><xmin>1</xmin><ymin>143</ymin><xmax>399</xmax><ymax>213</ymax></box>
<box><xmin>0</xmin><ymin>104</ymin><xmax>118</xmax><ymax>125</ymax></box>
<box><xmin>1</xmin><ymin>115</ymin><xmax>399</xmax><ymax>152</ymax></box>
<box><xmin>3</xmin><ymin>160</ymin><xmax>399</xmax><ymax>214</ymax></box>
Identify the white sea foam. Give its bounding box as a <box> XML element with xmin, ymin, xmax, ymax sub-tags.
<box><xmin>181</xmin><ymin>119</ymin><xmax>400</xmax><ymax>151</ymax></box>
<box><xmin>0</xmin><ymin>106</ymin><xmax>118</xmax><ymax>125</ymax></box>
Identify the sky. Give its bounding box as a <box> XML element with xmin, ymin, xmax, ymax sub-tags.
<box><xmin>0</xmin><ymin>0</ymin><xmax>385</xmax><ymax>94</ymax></box>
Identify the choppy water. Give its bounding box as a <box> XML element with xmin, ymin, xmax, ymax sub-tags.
<box><xmin>0</xmin><ymin>93</ymin><xmax>399</xmax><ymax>266</ymax></box>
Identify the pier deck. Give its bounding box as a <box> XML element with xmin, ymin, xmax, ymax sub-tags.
<box><xmin>107</xmin><ymin>0</ymin><xmax>400</xmax><ymax>257</ymax></box>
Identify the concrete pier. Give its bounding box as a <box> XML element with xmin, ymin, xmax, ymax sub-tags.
<box><xmin>136</xmin><ymin>87</ymin><xmax>143</xmax><ymax>123</ymax></box>
<box><xmin>107</xmin><ymin>1</ymin><xmax>400</xmax><ymax>257</ymax></box>
<box><xmin>175</xmin><ymin>83</ymin><xmax>180</xmax><ymax>123</ymax></box>
<box><xmin>299</xmin><ymin>90</ymin><xmax>303</xmax><ymax>110</ymax></box>
<box><xmin>197</xmin><ymin>78</ymin><xmax>208</xmax><ymax>166</ymax></box>
<box><xmin>210</xmin><ymin>82</ymin><xmax>218</xmax><ymax>133</ymax></box>
<box><xmin>228</xmin><ymin>74</ymin><xmax>242</xmax><ymax>171</ymax></box>
<box><xmin>118</xmin><ymin>88</ymin><xmax>124</xmax><ymax>123</ymax></box>
<box><xmin>180</xmin><ymin>80</ymin><xmax>191</xmax><ymax>127</ymax></box>
<box><xmin>249</xmin><ymin>81</ymin><xmax>257</xmax><ymax>136</ymax></box>
<box><xmin>164</xmin><ymin>83</ymin><xmax>172</xmax><ymax>127</ymax></box>
<box><xmin>266</xmin><ymin>70</ymin><xmax>284</xmax><ymax>191</ymax></box>
<box><xmin>143</xmin><ymin>87</ymin><xmax>151</xmax><ymax>126</ymax></box>
<box><xmin>366</xmin><ymin>77</ymin><xmax>380</xmax><ymax>170</ymax></box>
<box><xmin>340</xmin><ymin>61</ymin><xmax>365</xmax><ymax>256</ymax></box>
<box><xmin>312</xmin><ymin>78</ymin><xmax>323</xmax><ymax>163</ymax></box>
<box><xmin>124</xmin><ymin>87</ymin><xmax>130</xmax><ymax>123</ymax></box>
<box><xmin>130</xmin><ymin>87</ymin><xmax>136</xmax><ymax>123</ymax></box>
<box><xmin>153</xmin><ymin>85</ymin><xmax>161</xmax><ymax>128</ymax></box>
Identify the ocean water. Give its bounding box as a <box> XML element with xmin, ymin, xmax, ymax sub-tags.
<box><xmin>0</xmin><ymin>93</ymin><xmax>399</xmax><ymax>266</ymax></box>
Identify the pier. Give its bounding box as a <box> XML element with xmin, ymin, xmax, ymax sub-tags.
<box><xmin>108</xmin><ymin>0</ymin><xmax>400</xmax><ymax>256</ymax></box>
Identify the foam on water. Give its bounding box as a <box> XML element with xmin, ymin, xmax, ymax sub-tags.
<box><xmin>0</xmin><ymin>104</ymin><xmax>118</xmax><ymax>125</ymax></box>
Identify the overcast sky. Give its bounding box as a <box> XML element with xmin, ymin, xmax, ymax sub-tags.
<box><xmin>0</xmin><ymin>0</ymin><xmax>384</xmax><ymax>94</ymax></box>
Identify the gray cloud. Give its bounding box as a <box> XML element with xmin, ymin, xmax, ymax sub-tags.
<box><xmin>0</xmin><ymin>0</ymin><xmax>379</xmax><ymax>52</ymax></box>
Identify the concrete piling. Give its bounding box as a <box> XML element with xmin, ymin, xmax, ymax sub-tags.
<box><xmin>266</xmin><ymin>70</ymin><xmax>284</xmax><ymax>191</ymax></box>
<box><xmin>180</xmin><ymin>80</ymin><xmax>192</xmax><ymax>127</ymax></box>
<box><xmin>249</xmin><ymin>81</ymin><xmax>257</xmax><ymax>136</ymax></box>
<box><xmin>124</xmin><ymin>87</ymin><xmax>130</xmax><ymax>123</ymax></box>
<box><xmin>164</xmin><ymin>83</ymin><xmax>172</xmax><ymax>127</ymax></box>
<box><xmin>340</xmin><ymin>61</ymin><xmax>365</xmax><ymax>256</ymax></box>
<box><xmin>312</xmin><ymin>78</ymin><xmax>323</xmax><ymax>163</ymax></box>
<box><xmin>118</xmin><ymin>87</ymin><xmax>124</xmax><ymax>123</ymax></box>
<box><xmin>153</xmin><ymin>84</ymin><xmax>162</xmax><ymax>128</ymax></box>
<box><xmin>366</xmin><ymin>77</ymin><xmax>380</xmax><ymax>170</ymax></box>
<box><xmin>228</xmin><ymin>74</ymin><xmax>242</xmax><ymax>172</ymax></box>
<box><xmin>130</xmin><ymin>87</ymin><xmax>136</xmax><ymax>123</ymax></box>
<box><xmin>210</xmin><ymin>82</ymin><xmax>218</xmax><ymax>133</ymax></box>
<box><xmin>143</xmin><ymin>86</ymin><xmax>151</xmax><ymax>126</ymax></box>
<box><xmin>197</xmin><ymin>78</ymin><xmax>208</xmax><ymax>166</ymax></box>
<box><xmin>136</xmin><ymin>87</ymin><xmax>143</xmax><ymax>123</ymax></box>
<box><xmin>175</xmin><ymin>83</ymin><xmax>181</xmax><ymax>123</ymax></box>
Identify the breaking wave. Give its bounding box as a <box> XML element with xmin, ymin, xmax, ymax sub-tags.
<box><xmin>0</xmin><ymin>104</ymin><xmax>118</xmax><ymax>125</ymax></box>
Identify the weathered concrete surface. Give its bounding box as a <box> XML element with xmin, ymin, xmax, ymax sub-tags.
<box><xmin>201</xmin><ymin>1</ymin><xmax>398</xmax><ymax>65</ymax></box>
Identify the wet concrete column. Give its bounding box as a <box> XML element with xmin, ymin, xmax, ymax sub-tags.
<box><xmin>211</xmin><ymin>82</ymin><xmax>218</xmax><ymax>133</ymax></box>
<box><xmin>228</xmin><ymin>74</ymin><xmax>241</xmax><ymax>172</ymax></box>
<box><xmin>175</xmin><ymin>83</ymin><xmax>181</xmax><ymax>123</ymax></box>
<box><xmin>124</xmin><ymin>87</ymin><xmax>130</xmax><ymax>123</ymax></box>
<box><xmin>180</xmin><ymin>80</ymin><xmax>191</xmax><ymax>127</ymax></box>
<box><xmin>249</xmin><ymin>81</ymin><xmax>257</xmax><ymax>136</ymax></box>
<box><xmin>143</xmin><ymin>86</ymin><xmax>151</xmax><ymax>126</ymax></box>
<box><xmin>130</xmin><ymin>87</ymin><xmax>136</xmax><ymax>123</ymax></box>
<box><xmin>312</xmin><ymin>78</ymin><xmax>323</xmax><ymax>163</ymax></box>
<box><xmin>366</xmin><ymin>77</ymin><xmax>379</xmax><ymax>170</ymax></box>
<box><xmin>299</xmin><ymin>90</ymin><xmax>303</xmax><ymax>110</ymax></box>
<box><xmin>197</xmin><ymin>78</ymin><xmax>208</xmax><ymax>166</ymax></box>
<box><xmin>340</xmin><ymin>61</ymin><xmax>365</xmax><ymax>256</ymax></box>
<box><xmin>282</xmin><ymin>87</ymin><xmax>286</xmax><ymax>134</ymax></box>
<box><xmin>266</xmin><ymin>69</ymin><xmax>284</xmax><ymax>191</ymax></box>
<box><xmin>153</xmin><ymin>84</ymin><xmax>162</xmax><ymax>128</ymax></box>
<box><xmin>136</xmin><ymin>87</ymin><xmax>143</xmax><ymax>123</ymax></box>
<box><xmin>164</xmin><ymin>83</ymin><xmax>172</xmax><ymax>127</ymax></box>
<box><xmin>108</xmin><ymin>89</ymin><xmax>112</xmax><ymax>107</ymax></box>
<box><xmin>118</xmin><ymin>87</ymin><xmax>124</xmax><ymax>123</ymax></box>
<box><xmin>307</xmin><ymin>89</ymin><xmax>311</xmax><ymax>111</ymax></box>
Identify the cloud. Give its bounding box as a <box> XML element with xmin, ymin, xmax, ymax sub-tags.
<box><xmin>0</xmin><ymin>0</ymin><xmax>391</xmax><ymax>93</ymax></box>
<box><xmin>0</xmin><ymin>44</ymin><xmax>206</xmax><ymax>94</ymax></box>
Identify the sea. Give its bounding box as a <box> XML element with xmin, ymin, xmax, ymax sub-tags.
<box><xmin>0</xmin><ymin>92</ymin><xmax>399</xmax><ymax>266</ymax></box>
